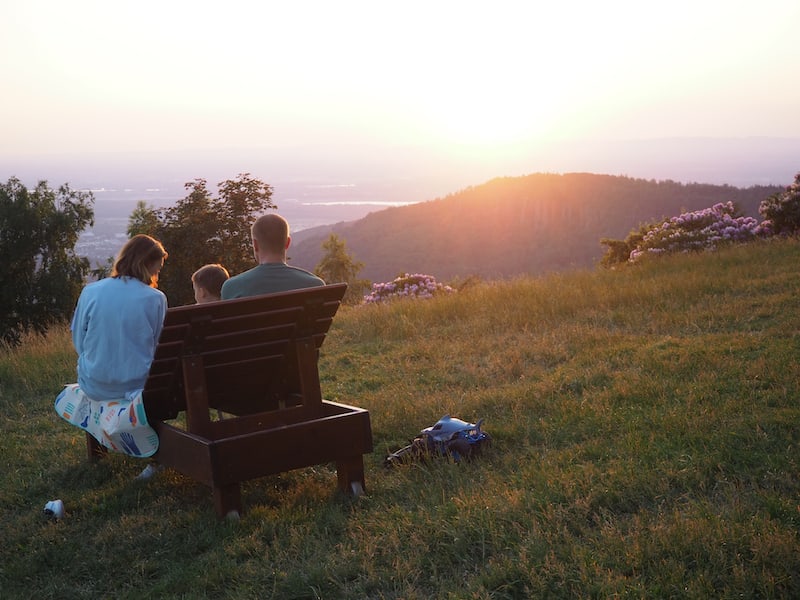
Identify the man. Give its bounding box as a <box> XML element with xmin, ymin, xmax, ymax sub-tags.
<box><xmin>221</xmin><ymin>213</ymin><xmax>324</xmax><ymax>299</ymax></box>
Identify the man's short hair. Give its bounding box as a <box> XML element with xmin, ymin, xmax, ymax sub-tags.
<box><xmin>251</xmin><ymin>214</ymin><xmax>289</xmax><ymax>255</ymax></box>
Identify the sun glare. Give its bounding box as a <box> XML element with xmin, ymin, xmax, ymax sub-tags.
<box><xmin>409</xmin><ymin>55</ymin><xmax>569</xmax><ymax>152</ymax></box>
<box><xmin>430</xmin><ymin>91</ymin><xmax>557</xmax><ymax>147</ymax></box>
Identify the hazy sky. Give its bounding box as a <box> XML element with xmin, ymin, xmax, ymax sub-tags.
<box><xmin>2</xmin><ymin>0</ymin><xmax>799</xmax><ymax>188</ymax></box>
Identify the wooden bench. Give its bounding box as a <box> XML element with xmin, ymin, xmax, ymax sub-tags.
<box><xmin>86</xmin><ymin>282</ymin><xmax>373</xmax><ymax>518</ymax></box>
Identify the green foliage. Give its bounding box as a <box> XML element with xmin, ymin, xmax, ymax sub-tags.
<box><xmin>759</xmin><ymin>172</ymin><xmax>800</xmax><ymax>235</ymax></box>
<box><xmin>126</xmin><ymin>199</ymin><xmax>160</xmax><ymax>238</ymax></box>
<box><xmin>127</xmin><ymin>173</ymin><xmax>275</xmax><ymax>306</ymax></box>
<box><xmin>599</xmin><ymin>223</ymin><xmax>651</xmax><ymax>267</ymax></box>
<box><xmin>88</xmin><ymin>258</ymin><xmax>114</xmax><ymax>281</ymax></box>
<box><xmin>3</xmin><ymin>239</ymin><xmax>800</xmax><ymax>598</ymax></box>
<box><xmin>0</xmin><ymin>177</ymin><xmax>94</xmax><ymax>346</ymax></box>
<box><xmin>314</xmin><ymin>233</ymin><xmax>369</xmax><ymax>304</ymax></box>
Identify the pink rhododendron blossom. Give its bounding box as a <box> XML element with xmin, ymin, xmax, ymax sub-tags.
<box><xmin>363</xmin><ymin>273</ymin><xmax>455</xmax><ymax>304</ymax></box>
<box><xmin>629</xmin><ymin>201</ymin><xmax>766</xmax><ymax>263</ymax></box>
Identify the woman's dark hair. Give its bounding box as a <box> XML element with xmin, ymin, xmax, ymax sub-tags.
<box><xmin>111</xmin><ymin>234</ymin><xmax>168</xmax><ymax>287</ymax></box>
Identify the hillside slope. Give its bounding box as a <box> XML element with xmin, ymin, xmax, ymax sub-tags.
<box><xmin>289</xmin><ymin>172</ymin><xmax>782</xmax><ymax>282</ymax></box>
<box><xmin>3</xmin><ymin>239</ymin><xmax>799</xmax><ymax>597</ymax></box>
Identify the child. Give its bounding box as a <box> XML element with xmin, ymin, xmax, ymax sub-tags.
<box><xmin>191</xmin><ymin>263</ymin><xmax>230</xmax><ymax>304</ymax></box>
<box><xmin>137</xmin><ymin>262</ymin><xmax>230</xmax><ymax>481</ymax></box>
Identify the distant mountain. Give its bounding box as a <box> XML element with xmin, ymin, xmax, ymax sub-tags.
<box><xmin>288</xmin><ymin>172</ymin><xmax>784</xmax><ymax>283</ymax></box>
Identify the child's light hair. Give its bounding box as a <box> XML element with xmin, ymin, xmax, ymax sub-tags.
<box><xmin>191</xmin><ymin>264</ymin><xmax>230</xmax><ymax>300</ymax></box>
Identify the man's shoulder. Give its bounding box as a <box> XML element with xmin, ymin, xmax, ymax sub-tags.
<box><xmin>222</xmin><ymin>265</ymin><xmax>258</xmax><ymax>284</ymax></box>
<box><xmin>221</xmin><ymin>263</ymin><xmax>324</xmax><ymax>299</ymax></box>
<box><xmin>284</xmin><ymin>264</ymin><xmax>325</xmax><ymax>282</ymax></box>
<box><xmin>220</xmin><ymin>266</ymin><xmax>260</xmax><ymax>299</ymax></box>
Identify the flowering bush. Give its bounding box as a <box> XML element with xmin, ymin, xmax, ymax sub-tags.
<box><xmin>758</xmin><ymin>172</ymin><xmax>800</xmax><ymax>235</ymax></box>
<box><xmin>629</xmin><ymin>201</ymin><xmax>766</xmax><ymax>263</ymax></box>
<box><xmin>363</xmin><ymin>273</ymin><xmax>455</xmax><ymax>304</ymax></box>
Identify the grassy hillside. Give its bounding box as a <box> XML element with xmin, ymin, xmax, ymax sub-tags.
<box><xmin>1</xmin><ymin>238</ymin><xmax>799</xmax><ymax>598</ymax></box>
<box><xmin>290</xmin><ymin>173</ymin><xmax>782</xmax><ymax>283</ymax></box>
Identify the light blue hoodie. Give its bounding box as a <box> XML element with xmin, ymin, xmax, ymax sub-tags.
<box><xmin>71</xmin><ymin>276</ymin><xmax>167</xmax><ymax>401</ymax></box>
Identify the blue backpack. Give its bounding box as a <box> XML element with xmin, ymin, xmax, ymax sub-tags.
<box><xmin>384</xmin><ymin>415</ymin><xmax>491</xmax><ymax>467</ymax></box>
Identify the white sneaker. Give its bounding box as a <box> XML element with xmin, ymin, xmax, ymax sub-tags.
<box><xmin>135</xmin><ymin>463</ymin><xmax>163</xmax><ymax>481</ymax></box>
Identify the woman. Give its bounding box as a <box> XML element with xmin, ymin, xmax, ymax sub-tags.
<box><xmin>56</xmin><ymin>234</ymin><xmax>168</xmax><ymax>463</ymax></box>
<box><xmin>71</xmin><ymin>234</ymin><xmax>168</xmax><ymax>400</ymax></box>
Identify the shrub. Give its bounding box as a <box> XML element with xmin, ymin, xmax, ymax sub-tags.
<box><xmin>629</xmin><ymin>201</ymin><xmax>765</xmax><ymax>263</ymax></box>
<box><xmin>600</xmin><ymin>222</ymin><xmax>654</xmax><ymax>268</ymax></box>
<box><xmin>759</xmin><ymin>172</ymin><xmax>800</xmax><ymax>235</ymax></box>
<box><xmin>363</xmin><ymin>273</ymin><xmax>455</xmax><ymax>304</ymax></box>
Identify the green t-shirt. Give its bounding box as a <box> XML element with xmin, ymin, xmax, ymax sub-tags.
<box><xmin>220</xmin><ymin>263</ymin><xmax>325</xmax><ymax>300</ymax></box>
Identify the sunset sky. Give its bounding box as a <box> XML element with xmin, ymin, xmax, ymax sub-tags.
<box><xmin>2</xmin><ymin>0</ymin><xmax>799</xmax><ymax>190</ymax></box>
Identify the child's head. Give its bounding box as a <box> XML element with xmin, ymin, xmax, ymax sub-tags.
<box><xmin>191</xmin><ymin>264</ymin><xmax>230</xmax><ymax>304</ymax></box>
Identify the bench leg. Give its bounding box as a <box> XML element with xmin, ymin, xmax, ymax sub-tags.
<box><xmin>213</xmin><ymin>483</ymin><xmax>242</xmax><ymax>519</ymax></box>
<box><xmin>336</xmin><ymin>456</ymin><xmax>366</xmax><ymax>496</ymax></box>
<box><xmin>86</xmin><ymin>432</ymin><xmax>108</xmax><ymax>462</ymax></box>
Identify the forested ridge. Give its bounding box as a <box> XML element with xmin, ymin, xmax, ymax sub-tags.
<box><xmin>289</xmin><ymin>172</ymin><xmax>782</xmax><ymax>282</ymax></box>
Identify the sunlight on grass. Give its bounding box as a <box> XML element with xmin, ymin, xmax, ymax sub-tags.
<box><xmin>1</xmin><ymin>325</ymin><xmax>74</xmax><ymax>404</ymax></box>
<box><xmin>2</xmin><ymin>239</ymin><xmax>799</xmax><ymax>597</ymax></box>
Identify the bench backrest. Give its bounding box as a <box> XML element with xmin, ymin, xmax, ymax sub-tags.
<box><xmin>142</xmin><ymin>283</ymin><xmax>347</xmax><ymax>424</ymax></box>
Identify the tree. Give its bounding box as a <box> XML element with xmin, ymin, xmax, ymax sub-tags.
<box><xmin>127</xmin><ymin>200</ymin><xmax>160</xmax><ymax>238</ymax></box>
<box><xmin>0</xmin><ymin>177</ymin><xmax>94</xmax><ymax>346</ymax></box>
<box><xmin>314</xmin><ymin>233</ymin><xmax>369</xmax><ymax>304</ymax></box>
<box><xmin>216</xmin><ymin>175</ymin><xmax>276</xmax><ymax>269</ymax></box>
<box><xmin>127</xmin><ymin>173</ymin><xmax>275</xmax><ymax>306</ymax></box>
<box><xmin>759</xmin><ymin>172</ymin><xmax>800</xmax><ymax>235</ymax></box>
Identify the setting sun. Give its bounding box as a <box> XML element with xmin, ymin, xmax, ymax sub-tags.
<box><xmin>422</xmin><ymin>84</ymin><xmax>559</xmax><ymax>147</ymax></box>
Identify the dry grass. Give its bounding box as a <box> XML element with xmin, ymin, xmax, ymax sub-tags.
<box><xmin>1</xmin><ymin>238</ymin><xmax>799</xmax><ymax>598</ymax></box>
